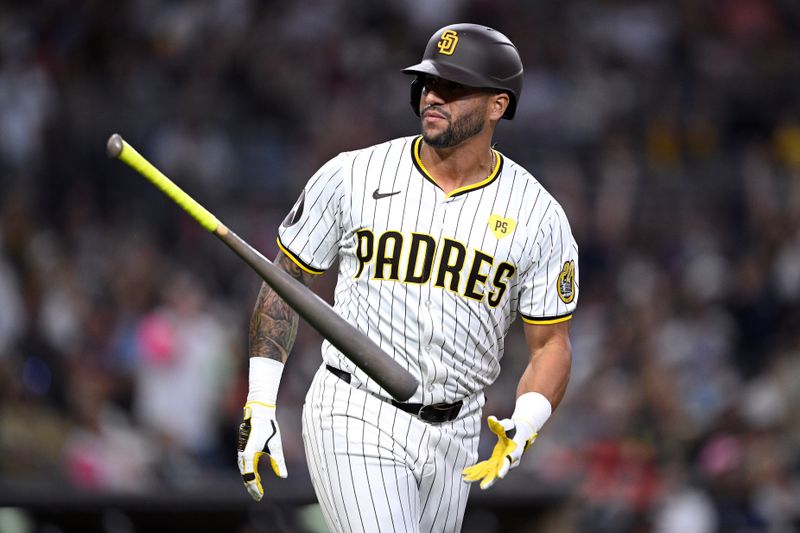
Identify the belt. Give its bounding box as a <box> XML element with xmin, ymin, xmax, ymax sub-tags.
<box><xmin>326</xmin><ymin>365</ymin><xmax>463</xmax><ymax>424</ymax></box>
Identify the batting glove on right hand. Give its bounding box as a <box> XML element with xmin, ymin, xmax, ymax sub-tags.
<box><xmin>237</xmin><ymin>401</ymin><xmax>288</xmax><ymax>501</ymax></box>
<box><xmin>462</xmin><ymin>415</ymin><xmax>537</xmax><ymax>490</ymax></box>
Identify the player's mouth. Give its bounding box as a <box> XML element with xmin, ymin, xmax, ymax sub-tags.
<box><xmin>423</xmin><ymin>110</ymin><xmax>447</xmax><ymax>123</ymax></box>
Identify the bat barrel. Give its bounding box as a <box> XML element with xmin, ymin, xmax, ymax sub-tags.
<box><xmin>219</xmin><ymin>230</ymin><xmax>419</xmax><ymax>401</ymax></box>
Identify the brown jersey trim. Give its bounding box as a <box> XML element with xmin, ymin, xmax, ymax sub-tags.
<box><xmin>276</xmin><ymin>237</ymin><xmax>326</xmax><ymax>275</ymax></box>
<box><xmin>520</xmin><ymin>312</ymin><xmax>573</xmax><ymax>325</ymax></box>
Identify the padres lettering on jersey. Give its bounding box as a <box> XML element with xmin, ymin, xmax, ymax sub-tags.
<box><xmin>278</xmin><ymin>136</ymin><xmax>579</xmax><ymax>404</ymax></box>
<box><xmin>353</xmin><ymin>229</ymin><xmax>515</xmax><ymax>307</ymax></box>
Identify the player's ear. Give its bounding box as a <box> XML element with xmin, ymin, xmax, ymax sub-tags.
<box><xmin>488</xmin><ymin>92</ymin><xmax>509</xmax><ymax>121</ymax></box>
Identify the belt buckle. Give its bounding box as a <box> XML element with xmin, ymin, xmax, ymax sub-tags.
<box><xmin>418</xmin><ymin>402</ymin><xmax>454</xmax><ymax>424</ymax></box>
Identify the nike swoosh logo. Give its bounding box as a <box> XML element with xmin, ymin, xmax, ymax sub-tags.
<box><xmin>372</xmin><ymin>188</ymin><xmax>402</xmax><ymax>200</ymax></box>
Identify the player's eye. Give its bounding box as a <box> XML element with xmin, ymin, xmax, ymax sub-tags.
<box><xmin>422</xmin><ymin>77</ymin><xmax>469</xmax><ymax>99</ymax></box>
<box><xmin>422</xmin><ymin>76</ymin><xmax>437</xmax><ymax>92</ymax></box>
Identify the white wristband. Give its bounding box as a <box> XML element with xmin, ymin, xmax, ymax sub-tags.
<box><xmin>511</xmin><ymin>392</ymin><xmax>552</xmax><ymax>433</ymax></box>
<box><xmin>247</xmin><ymin>357</ymin><xmax>284</xmax><ymax>405</ymax></box>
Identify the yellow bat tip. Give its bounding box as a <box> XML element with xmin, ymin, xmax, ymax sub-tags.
<box><xmin>106</xmin><ymin>133</ymin><xmax>123</xmax><ymax>159</ymax></box>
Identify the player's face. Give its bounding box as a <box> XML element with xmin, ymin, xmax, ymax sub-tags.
<box><xmin>419</xmin><ymin>76</ymin><xmax>493</xmax><ymax>148</ymax></box>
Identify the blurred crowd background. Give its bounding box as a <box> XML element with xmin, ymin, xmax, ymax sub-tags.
<box><xmin>1</xmin><ymin>0</ymin><xmax>800</xmax><ymax>532</ymax></box>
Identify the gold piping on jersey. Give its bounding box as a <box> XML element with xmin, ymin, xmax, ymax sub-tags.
<box><xmin>276</xmin><ymin>237</ymin><xmax>325</xmax><ymax>275</ymax></box>
<box><xmin>521</xmin><ymin>313</ymin><xmax>573</xmax><ymax>325</ymax></box>
<box><xmin>411</xmin><ymin>136</ymin><xmax>503</xmax><ymax>198</ymax></box>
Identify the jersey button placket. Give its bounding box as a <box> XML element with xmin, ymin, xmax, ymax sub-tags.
<box><xmin>418</xmin><ymin>323</ymin><xmax>435</xmax><ymax>403</ymax></box>
<box><xmin>419</xmin><ymin>195</ymin><xmax>445</xmax><ymax>403</ymax></box>
<box><xmin>426</xmin><ymin>197</ymin><xmax>451</xmax><ymax>400</ymax></box>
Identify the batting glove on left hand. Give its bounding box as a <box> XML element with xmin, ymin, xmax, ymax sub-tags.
<box><xmin>237</xmin><ymin>401</ymin><xmax>288</xmax><ymax>501</ymax></box>
<box><xmin>462</xmin><ymin>415</ymin><xmax>537</xmax><ymax>490</ymax></box>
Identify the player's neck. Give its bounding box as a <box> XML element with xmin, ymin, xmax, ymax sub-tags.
<box><xmin>420</xmin><ymin>136</ymin><xmax>496</xmax><ymax>195</ymax></box>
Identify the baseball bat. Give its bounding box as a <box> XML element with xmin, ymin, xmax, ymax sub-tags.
<box><xmin>106</xmin><ymin>133</ymin><xmax>418</xmax><ymax>402</ymax></box>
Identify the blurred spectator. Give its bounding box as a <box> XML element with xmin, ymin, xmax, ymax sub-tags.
<box><xmin>133</xmin><ymin>272</ymin><xmax>236</xmax><ymax>465</ymax></box>
<box><xmin>0</xmin><ymin>252</ymin><xmax>25</xmax><ymax>357</ymax></box>
<box><xmin>0</xmin><ymin>1</ymin><xmax>799</xmax><ymax>530</ymax></box>
<box><xmin>0</xmin><ymin>27</ymin><xmax>57</xmax><ymax>171</ymax></box>
<box><xmin>63</xmin><ymin>359</ymin><xmax>157</xmax><ymax>492</ymax></box>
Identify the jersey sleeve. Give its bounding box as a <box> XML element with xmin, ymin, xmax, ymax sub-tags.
<box><xmin>517</xmin><ymin>204</ymin><xmax>579</xmax><ymax>324</ymax></box>
<box><xmin>277</xmin><ymin>154</ymin><xmax>346</xmax><ymax>274</ymax></box>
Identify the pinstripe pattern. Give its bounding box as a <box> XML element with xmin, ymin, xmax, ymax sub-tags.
<box><xmin>282</xmin><ymin>135</ymin><xmax>578</xmax><ymax>531</ymax></box>
<box><xmin>303</xmin><ymin>366</ymin><xmax>483</xmax><ymax>533</ymax></box>
<box><xmin>278</xmin><ymin>136</ymin><xmax>579</xmax><ymax>403</ymax></box>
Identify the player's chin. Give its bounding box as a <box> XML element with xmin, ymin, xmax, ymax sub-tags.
<box><xmin>421</xmin><ymin>125</ymin><xmax>448</xmax><ymax>146</ymax></box>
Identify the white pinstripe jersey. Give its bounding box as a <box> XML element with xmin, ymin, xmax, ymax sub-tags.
<box><xmin>278</xmin><ymin>136</ymin><xmax>579</xmax><ymax>405</ymax></box>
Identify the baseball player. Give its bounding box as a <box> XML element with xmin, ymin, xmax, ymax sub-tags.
<box><xmin>237</xmin><ymin>23</ymin><xmax>578</xmax><ymax>532</ymax></box>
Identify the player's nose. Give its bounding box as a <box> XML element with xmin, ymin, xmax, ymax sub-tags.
<box><xmin>421</xmin><ymin>86</ymin><xmax>445</xmax><ymax>107</ymax></box>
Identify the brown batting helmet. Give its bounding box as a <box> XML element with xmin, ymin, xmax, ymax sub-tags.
<box><xmin>402</xmin><ymin>23</ymin><xmax>524</xmax><ymax>120</ymax></box>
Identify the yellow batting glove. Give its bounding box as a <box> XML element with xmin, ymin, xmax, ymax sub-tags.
<box><xmin>462</xmin><ymin>415</ymin><xmax>537</xmax><ymax>489</ymax></box>
<box><xmin>237</xmin><ymin>357</ymin><xmax>287</xmax><ymax>501</ymax></box>
<box><xmin>237</xmin><ymin>401</ymin><xmax>288</xmax><ymax>501</ymax></box>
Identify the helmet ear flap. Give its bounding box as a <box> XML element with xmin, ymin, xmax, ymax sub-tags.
<box><xmin>410</xmin><ymin>76</ymin><xmax>424</xmax><ymax>117</ymax></box>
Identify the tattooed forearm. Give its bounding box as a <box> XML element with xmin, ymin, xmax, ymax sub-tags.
<box><xmin>249</xmin><ymin>252</ymin><xmax>316</xmax><ymax>362</ymax></box>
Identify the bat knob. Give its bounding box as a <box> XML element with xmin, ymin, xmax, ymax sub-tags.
<box><xmin>106</xmin><ymin>134</ymin><xmax>124</xmax><ymax>159</ymax></box>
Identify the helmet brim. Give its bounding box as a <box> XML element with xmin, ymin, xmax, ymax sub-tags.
<box><xmin>401</xmin><ymin>60</ymin><xmax>492</xmax><ymax>91</ymax></box>
<box><xmin>402</xmin><ymin>60</ymin><xmax>518</xmax><ymax>119</ymax></box>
